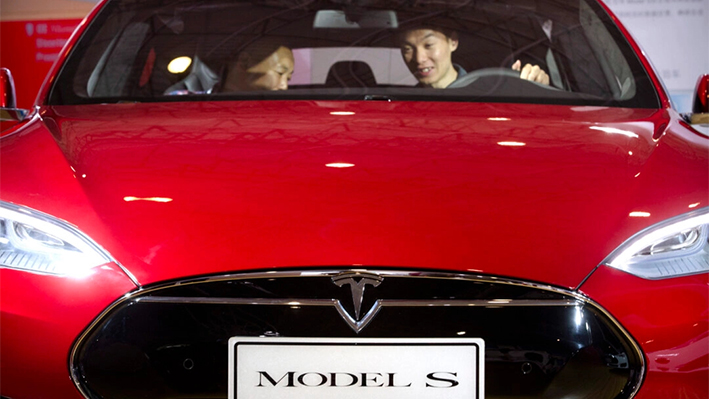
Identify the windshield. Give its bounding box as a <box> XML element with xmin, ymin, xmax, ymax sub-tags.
<box><xmin>48</xmin><ymin>0</ymin><xmax>659</xmax><ymax>107</ymax></box>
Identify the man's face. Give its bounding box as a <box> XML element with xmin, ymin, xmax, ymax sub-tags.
<box><xmin>400</xmin><ymin>29</ymin><xmax>459</xmax><ymax>88</ymax></box>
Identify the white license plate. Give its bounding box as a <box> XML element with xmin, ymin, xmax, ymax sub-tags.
<box><xmin>228</xmin><ymin>336</ymin><xmax>484</xmax><ymax>399</ymax></box>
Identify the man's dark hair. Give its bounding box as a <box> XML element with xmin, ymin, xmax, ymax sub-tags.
<box><xmin>396</xmin><ymin>24</ymin><xmax>459</xmax><ymax>44</ymax></box>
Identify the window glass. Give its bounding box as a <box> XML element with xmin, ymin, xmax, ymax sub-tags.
<box><xmin>48</xmin><ymin>0</ymin><xmax>659</xmax><ymax>108</ymax></box>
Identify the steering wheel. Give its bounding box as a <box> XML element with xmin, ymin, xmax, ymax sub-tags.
<box><xmin>447</xmin><ymin>67</ymin><xmax>558</xmax><ymax>90</ymax></box>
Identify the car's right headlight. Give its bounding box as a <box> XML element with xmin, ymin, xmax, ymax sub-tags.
<box><xmin>603</xmin><ymin>207</ymin><xmax>709</xmax><ymax>279</ymax></box>
<box><xmin>0</xmin><ymin>201</ymin><xmax>111</xmax><ymax>276</ymax></box>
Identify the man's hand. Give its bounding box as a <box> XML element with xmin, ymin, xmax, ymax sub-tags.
<box><xmin>512</xmin><ymin>60</ymin><xmax>550</xmax><ymax>85</ymax></box>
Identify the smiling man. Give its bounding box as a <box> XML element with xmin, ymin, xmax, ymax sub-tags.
<box><xmin>399</xmin><ymin>27</ymin><xmax>549</xmax><ymax>88</ymax></box>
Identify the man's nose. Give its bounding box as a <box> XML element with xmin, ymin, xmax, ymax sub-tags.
<box><xmin>415</xmin><ymin>47</ymin><xmax>428</xmax><ymax>64</ymax></box>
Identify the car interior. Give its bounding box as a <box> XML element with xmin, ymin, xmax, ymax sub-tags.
<box><xmin>49</xmin><ymin>0</ymin><xmax>658</xmax><ymax>108</ymax></box>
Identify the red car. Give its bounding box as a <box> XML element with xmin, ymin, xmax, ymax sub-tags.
<box><xmin>1</xmin><ymin>0</ymin><xmax>707</xmax><ymax>398</ymax></box>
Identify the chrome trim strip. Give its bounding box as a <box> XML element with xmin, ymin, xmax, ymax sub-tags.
<box><xmin>70</xmin><ymin>268</ymin><xmax>645</xmax><ymax>399</ymax></box>
<box><xmin>135</xmin><ymin>296</ymin><xmax>339</xmax><ymax>306</ymax></box>
<box><xmin>135</xmin><ymin>296</ymin><xmax>580</xmax><ymax>307</ymax></box>
<box><xmin>135</xmin><ymin>296</ymin><xmax>580</xmax><ymax>334</ymax></box>
<box><xmin>128</xmin><ymin>269</ymin><xmax>588</xmax><ymax>298</ymax></box>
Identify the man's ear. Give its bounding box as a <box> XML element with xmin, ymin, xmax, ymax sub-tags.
<box><xmin>447</xmin><ymin>31</ymin><xmax>459</xmax><ymax>52</ymax></box>
<box><xmin>449</xmin><ymin>37</ymin><xmax>459</xmax><ymax>52</ymax></box>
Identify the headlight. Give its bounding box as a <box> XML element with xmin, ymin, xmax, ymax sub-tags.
<box><xmin>0</xmin><ymin>201</ymin><xmax>111</xmax><ymax>275</ymax></box>
<box><xmin>603</xmin><ymin>207</ymin><xmax>709</xmax><ymax>279</ymax></box>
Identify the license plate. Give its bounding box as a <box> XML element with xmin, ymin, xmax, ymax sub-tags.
<box><xmin>228</xmin><ymin>336</ymin><xmax>484</xmax><ymax>399</ymax></box>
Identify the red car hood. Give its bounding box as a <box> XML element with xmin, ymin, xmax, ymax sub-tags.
<box><xmin>9</xmin><ymin>100</ymin><xmax>706</xmax><ymax>288</ymax></box>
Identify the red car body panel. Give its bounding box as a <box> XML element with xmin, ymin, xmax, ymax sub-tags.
<box><xmin>2</xmin><ymin>100</ymin><xmax>707</xmax><ymax>398</ymax></box>
<box><xmin>0</xmin><ymin>101</ymin><xmax>704</xmax><ymax>290</ymax></box>
<box><xmin>581</xmin><ymin>266</ymin><xmax>709</xmax><ymax>399</ymax></box>
<box><xmin>1</xmin><ymin>265</ymin><xmax>136</xmax><ymax>399</ymax></box>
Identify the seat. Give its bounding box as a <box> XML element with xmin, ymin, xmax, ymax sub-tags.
<box><xmin>164</xmin><ymin>56</ymin><xmax>219</xmax><ymax>94</ymax></box>
<box><xmin>325</xmin><ymin>61</ymin><xmax>377</xmax><ymax>88</ymax></box>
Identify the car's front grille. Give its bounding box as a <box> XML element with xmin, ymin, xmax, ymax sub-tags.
<box><xmin>71</xmin><ymin>269</ymin><xmax>643</xmax><ymax>399</ymax></box>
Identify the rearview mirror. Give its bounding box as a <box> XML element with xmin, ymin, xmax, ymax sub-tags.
<box><xmin>684</xmin><ymin>74</ymin><xmax>709</xmax><ymax>136</ymax></box>
<box><xmin>314</xmin><ymin>10</ymin><xmax>398</xmax><ymax>29</ymax></box>
<box><xmin>689</xmin><ymin>74</ymin><xmax>708</xmax><ymax>122</ymax></box>
<box><xmin>0</xmin><ymin>68</ymin><xmax>30</xmax><ymax>130</ymax></box>
<box><xmin>0</xmin><ymin>68</ymin><xmax>18</xmax><ymax>109</ymax></box>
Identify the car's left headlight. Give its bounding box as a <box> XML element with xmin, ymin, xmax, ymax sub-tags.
<box><xmin>603</xmin><ymin>207</ymin><xmax>709</xmax><ymax>279</ymax></box>
<box><xmin>0</xmin><ymin>201</ymin><xmax>111</xmax><ymax>275</ymax></box>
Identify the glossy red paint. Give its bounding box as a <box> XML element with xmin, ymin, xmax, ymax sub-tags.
<box><xmin>0</xmin><ymin>114</ymin><xmax>30</xmax><ymax>135</ymax></box>
<box><xmin>0</xmin><ymin>265</ymin><xmax>137</xmax><ymax>399</ymax></box>
<box><xmin>0</xmin><ymin>101</ymin><xmax>705</xmax><ymax>290</ymax></box>
<box><xmin>579</xmin><ymin>265</ymin><xmax>709</xmax><ymax>399</ymax></box>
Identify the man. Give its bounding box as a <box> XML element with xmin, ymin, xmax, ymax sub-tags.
<box><xmin>400</xmin><ymin>27</ymin><xmax>549</xmax><ymax>89</ymax></box>
<box><xmin>222</xmin><ymin>40</ymin><xmax>295</xmax><ymax>91</ymax></box>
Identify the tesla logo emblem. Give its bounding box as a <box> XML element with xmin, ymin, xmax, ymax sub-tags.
<box><xmin>332</xmin><ymin>272</ymin><xmax>383</xmax><ymax>333</ymax></box>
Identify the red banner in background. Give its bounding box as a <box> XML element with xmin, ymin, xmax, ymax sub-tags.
<box><xmin>1</xmin><ymin>19</ymin><xmax>82</xmax><ymax>109</ymax></box>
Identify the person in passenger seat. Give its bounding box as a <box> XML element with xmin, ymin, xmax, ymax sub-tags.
<box><xmin>399</xmin><ymin>27</ymin><xmax>550</xmax><ymax>89</ymax></box>
<box><xmin>221</xmin><ymin>39</ymin><xmax>295</xmax><ymax>92</ymax></box>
